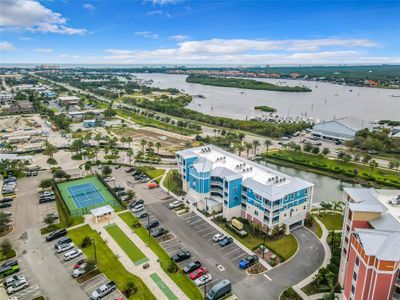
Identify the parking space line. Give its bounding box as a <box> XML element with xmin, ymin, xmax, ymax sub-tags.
<box><xmin>202</xmin><ymin>231</ymin><xmax>217</xmax><ymax>238</ymax></box>
<box><xmin>197</xmin><ymin>227</ymin><xmax>213</xmax><ymax>234</ymax></box>
<box><xmin>159</xmin><ymin>237</ymin><xmax>176</xmax><ymax>245</ymax></box>
<box><xmin>184</xmin><ymin>215</ymin><xmax>199</xmax><ymax>222</ymax></box>
<box><xmin>83</xmin><ymin>278</ymin><xmax>107</xmax><ymax>293</ymax></box>
<box><xmin>187</xmin><ymin>219</ymin><xmax>203</xmax><ymax>226</ymax></box>
<box><xmin>224</xmin><ymin>248</ymin><xmax>242</xmax><ymax>256</ymax></box>
<box><xmin>230</xmin><ymin>253</ymin><xmax>247</xmax><ymax>262</ymax></box>
<box><xmin>264</xmin><ymin>274</ymin><xmax>272</xmax><ymax>281</ymax></box>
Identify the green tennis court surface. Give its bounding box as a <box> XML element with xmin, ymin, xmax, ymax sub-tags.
<box><xmin>150</xmin><ymin>273</ymin><xmax>178</xmax><ymax>300</ymax></box>
<box><xmin>105</xmin><ymin>224</ymin><xmax>149</xmax><ymax>266</ymax></box>
<box><xmin>57</xmin><ymin>176</ymin><xmax>120</xmax><ymax>216</ymax></box>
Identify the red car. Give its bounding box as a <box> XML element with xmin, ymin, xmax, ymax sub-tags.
<box><xmin>73</xmin><ymin>259</ymin><xmax>86</xmax><ymax>269</ymax></box>
<box><xmin>189</xmin><ymin>267</ymin><xmax>208</xmax><ymax>280</ymax></box>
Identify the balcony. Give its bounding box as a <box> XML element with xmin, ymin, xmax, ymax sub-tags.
<box><xmin>396</xmin><ymin>278</ymin><xmax>400</xmax><ymax>287</ymax></box>
<box><xmin>392</xmin><ymin>292</ymin><xmax>400</xmax><ymax>300</ymax></box>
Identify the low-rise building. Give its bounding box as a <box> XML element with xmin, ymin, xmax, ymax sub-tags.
<box><xmin>176</xmin><ymin>145</ymin><xmax>314</xmax><ymax>233</ymax></box>
<box><xmin>339</xmin><ymin>188</ymin><xmax>400</xmax><ymax>300</ymax></box>
<box><xmin>2</xmin><ymin>100</ymin><xmax>35</xmax><ymax>114</ymax></box>
<box><xmin>58</xmin><ymin>96</ymin><xmax>80</xmax><ymax>106</ymax></box>
<box><xmin>311</xmin><ymin>119</ymin><xmax>360</xmax><ymax>142</ymax></box>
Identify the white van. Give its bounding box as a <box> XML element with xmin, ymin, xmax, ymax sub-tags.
<box><xmin>63</xmin><ymin>249</ymin><xmax>82</xmax><ymax>261</ymax></box>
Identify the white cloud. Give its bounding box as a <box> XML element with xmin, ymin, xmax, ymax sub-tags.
<box><xmin>83</xmin><ymin>3</ymin><xmax>95</xmax><ymax>11</ymax></box>
<box><xmin>35</xmin><ymin>48</ymin><xmax>53</xmax><ymax>53</ymax></box>
<box><xmin>147</xmin><ymin>10</ymin><xmax>163</xmax><ymax>16</ymax></box>
<box><xmin>134</xmin><ymin>31</ymin><xmax>160</xmax><ymax>39</ymax></box>
<box><xmin>151</xmin><ymin>0</ymin><xmax>181</xmax><ymax>5</ymax></box>
<box><xmin>0</xmin><ymin>0</ymin><xmax>88</xmax><ymax>35</ymax></box>
<box><xmin>0</xmin><ymin>41</ymin><xmax>15</xmax><ymax>51</ymax></box>
<box><xmin>100</xmin><ymin>37</ymin><xmax>394</xmax><ymax>65</ymax></box>
<box><xmin>169</xmin><ymin>34</ymin><xmax>189</xmax><ymax>41</ymax></box>
<box><xmin>18</xmin><ymin>36</ymin><xmax>33</xmax><ymax>41</ymax></box>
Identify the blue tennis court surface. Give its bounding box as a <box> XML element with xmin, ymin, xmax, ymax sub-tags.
<box><xmin>67</xmin><ymin>183</ymin><xmax>105</xmax><ymax>209</ymax></box>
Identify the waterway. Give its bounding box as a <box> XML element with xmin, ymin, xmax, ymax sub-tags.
<box><xmin>259</xmin><ymin>160</ymin><xmax>359</xmax><ymax>204</ymax></box>
<box><xmin>133</xmin><ymin>73</ymin><xmax>400</xmax><ymax>125</ymax></box>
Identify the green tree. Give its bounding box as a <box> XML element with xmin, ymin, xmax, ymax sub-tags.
<box><xmin>245</xmin><ymin>142</ymin><xmax>252</xmax><ymax>158</ymax></box>
<box><xmin>0</xmin><ymin>239</ymin><xmax>12</xmax><ymax>255</ymax></box>
<box><xmin>43</xmin><ymin>141</ymin><xmax>57</xmax><ymax>158</ymax></box>
<box><xmin>53</xmin><ymin>169</ymin><xmax>70</xmax><ymax>181</ymax></box>
<box><xmin>127</xmin><ymin>149</ymin><xmax>134</xmax><ymax>164</ymax></box>
<box><xmin>237</xmin><ymin>144</ymin><xmax>245</xmax><ymax>157</ymax></box>
<box><xmin>252</xmin><ymin>140</ymin><xmax>261</xmax><ymax>156</ymax></box>
<box><xmin>127</xmin><ymin>136</ymin><xmax>133</xmax><ymax>149</ymax></box>
<box><xmin>43</xmin><ymin>213</ymin><xmax>56</xmax><ymax>227</ymax></box>
<box><xmin>102</xmin><ymin>165</ymin><xmax>112</xmax><ymax>176</ymax></box>
<box><xmin>311</xmin><ymin>146</ymin><xmax>320</xmax><ymax>154</ymax></box>
<box><xmin>0</xmin><ymin>212</ymin><xmax>11</xmax><ymax>231</ymax></box>
<box><xmin>140</xmin><ymin>139</ymin><xmax>147</xmax><ymax>153</ymax></box>
<box><xmin>265</xmin><ymin>139</ymin><xmax>273</xmax><ymax>153</ymax></box>
<box><xmin>369</xmin><ymin>160</ymin><xmax>378</xmax><ymax>175</ymax></box>
<box><xmin>155</xmin><ymin>141</ymin><xmax>161</xmax><ymax>154</ymax></box>
<box><xmin>303</xmin><ymin>143</ymin><xmax>313</xmax><ymax>152</ymax></box>
<box><xmin>320</xmin><ymin>201</ymin><xmax>332</xmax><ymax>214</ymax></box>
<box><xmin>322</xmin><ymin>147</ymin><xmax>330</xmax><ymax>156</ymax></box>
<box><xmin>39</xmin><ymin>179</ymin><xmax>53</xmax><ymax>189</ymax></box>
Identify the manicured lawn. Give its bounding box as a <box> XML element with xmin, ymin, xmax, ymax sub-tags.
<box><xmin>280</xmin><ymin>287</ymin><xmax>302</xmax><ymax>300</ymax></box>
<box><xmin>142</xmin><ymin>168</ymin><xmax>165</xmax><ymax>180</ymax></box>
<box><xmin>105</xmin><ymin>224</ymin><xmax>148</xmax><ymax>265</ymax></box>
<box><xmin>217</xmin><ymin>223</ymin><xmax>298</xmax><ymax>261</ymax></box>
<box><xmin>163</xmin><ymin>170</ymin><xmax>183</xmax><ymax>196</ymax></box>
<box><xmin>119</xmin><ymin>212</ymin><xmax>203</xmax><ymax>300</ymax></box>
<box><xmin>150</xmin><ymin>273</ymin><xmax>178</xmax><ymax>300</ymax></box>
<box><xmin>68</xmin><ymin>225</ymin><xmax>156</xmax><ymax>300</ymax></box>
<box><xmin>316</xmin><ymin>213</ymin><xmax>343</xmax><ymax>231</ymax></box>
<box><xmin>314</xmin><ymin>220</ymin><xmax>323</xmax><ymax>239</ymax></box>
<box><xmin>0</xmin><ymin>248</ymin><xmax>16</xmax><ymax>262</ymax></box>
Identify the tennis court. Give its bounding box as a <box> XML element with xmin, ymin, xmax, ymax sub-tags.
<box><xmin>57</xmin><ymin>176</ymin><xmax>121</xmax><ymax>217</ymax></box>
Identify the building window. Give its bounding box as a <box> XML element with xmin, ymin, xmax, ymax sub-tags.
<box><xmin>353</xmin><ymin>271</ymin><xmax>357</xmax><ymax>281</ymax></box>
<box><xmin>355</xmin><ymin>257</ymin><xmax>359</xmax><ymax>266</ymax></box>
<box><xmin>351</xmin><ymin>284</ymin><xmax>355</xmax><ymax>295</ymax></box>
<box><xmin>254</xmin><ymin>210</ymin><xmax>258</xmax><ymax>216</ymax></box>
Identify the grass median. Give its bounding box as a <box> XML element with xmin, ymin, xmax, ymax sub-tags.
<box><xmin>119</xmin><ymin>212</ymin><xmax>203</xmax><ymax>300</ymax></box>
<box><xmin>68</xmin><ymin>225</ymin><xmax>155</xmax><ymax>300</ymax></box>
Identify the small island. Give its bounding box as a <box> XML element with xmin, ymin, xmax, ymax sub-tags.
<box><xmin>255</xmin><ymin>105</ymin><xmax>277</xmax><ymax>112</ymax></box>
<box><xmin>186</xmin><ymin>75</ymin><xmax>312</xmax><ymax>92</ymax></box>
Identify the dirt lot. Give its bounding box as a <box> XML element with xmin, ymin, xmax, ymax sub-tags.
<box><xmin>112</xmin><ymin>127</ymin><xmax>190</xmax><ymax>153</ymax></box>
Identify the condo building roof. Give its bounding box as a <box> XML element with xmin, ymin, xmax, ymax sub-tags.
<box><xmin>178</xmin><ymin>145</ymin><xmax>313</xmax><ymax>200</ymax></box>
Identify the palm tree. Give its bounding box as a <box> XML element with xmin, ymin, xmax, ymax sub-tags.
<box><xmin>252</xmin><ymin>140</ymin><xmax>261</xmax><ymax>156</ymax></box>
<box><xmin>245</xmin><ymin>142</ymin><xmax>252</xmax><ymax>158</ymax></box>
<box><xmin>369</xmin><ymin>160</ymin><xmax>378</xmax><ymax>175</ymax></box>
<box><xmin>43</xmin><ymin>141</ymin><xmax>57</xmax><ymax>158</ymax></box>
<box><xmin>320</xmin><ymin>201</ymin><xmax>332</xmax><ymax>214</ymax></box>
<box><xmin>155</xmin><ymin>142</ymin><xmax>161</xmax><ymax>154</ymax></box>
<box><xmin>127</xmin><ymin>149</ymin><xmax>133</xmax><ymax>164</ymax></box>
<box><xmin>140</xmin><ymin>139</ymin><xmax>147</xmax><ymax>153</ymax></box>
<box><xmin>120</xmin><ymin>137</ymin><xmax>127</xmax><ymax>149</ymax></box>
<box><xmin>148</xmin><ymin>141</ymin><xmax>154</xmax><ymax>151</ymax></box>
<box><xmin>95</xmin><ymin>133</ymin><xmax>102</xmax><ymax>144</ymax></box>
<box><xmin>237</xmin><ymin>144</ymin><xmax>245</xmax><ymax>157</ymax></box>
<box><xmin>332</xmin><ymin>201</ymin><xmax>344</xmax><ymax>215</ymax></box>
<box><xmin>127</xmin><ymin>136</ymin><xmax>133</xmax><ymax>149</ymax></box>
<box><xmin>265</xmin><ymin>139</ymin><xmax>272</xmax><ymax>153</ymax></box>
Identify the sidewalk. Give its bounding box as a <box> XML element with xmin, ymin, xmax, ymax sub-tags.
<box><xmin>85</xmin><ymin>214</ymin><xmax>188</xmax><ymax>300</ymax></box>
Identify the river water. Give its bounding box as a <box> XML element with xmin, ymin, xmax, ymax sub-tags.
<box><xmin>134</xmin><ymin>73</ymin><xmax>400</xmax><ymax>125</ymax></box>
<box><xmin>259</xmin><ymin>160</ymin><xmax>358</xmax><ymax>204</ymax></box>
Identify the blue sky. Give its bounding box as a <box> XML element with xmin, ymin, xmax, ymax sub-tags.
<box><xmin>1</xmin><ymin>0</ymin><xmax>399</xmax><ymax>65</ymax></box>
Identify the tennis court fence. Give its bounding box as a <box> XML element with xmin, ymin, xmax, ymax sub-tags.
<box><xmin>68</xmin><ymin>199</ymin><xmax>121</xmax><ymax>217</ymax></box>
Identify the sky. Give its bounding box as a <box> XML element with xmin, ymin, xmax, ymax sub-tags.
<box><xmin>0</xmin><ymin>0</ymin><xmax>399</xmax><ymax>65</ymax></box>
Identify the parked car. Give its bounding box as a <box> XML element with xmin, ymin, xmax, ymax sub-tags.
<box><xmin>40</xmin><ymin>191</ymin><xmax>54</xmax><ymax>197</ymax></box>
<box><xmin>0</xmin><ymin>261</ymin><xmax>19</xmax><ymax>277</ymax></box>
<box><xmin>112</xmin><ymin>186</ymin><xmax>125</xmax><ymax>192</ymax></box>
<box><xmin>150</xmin><ymin>227</ymin><xmax>168</xmax><ymax>238</ymax></box>
<box><xmin>32</xmin><ymin>171</ymin><xmax>38</xmax><ymax>176</ymax></box>
<box><xmin>137</xmin><ymin>211</ymin><xmax>148</xmax><ymax>219</ymax></box>
<box><xmin>219</xmin><ymin>237</ymin><xmax>233</xmax><ymax>247</ymax></box>
<box><xmin>90</xmin><ymin>281</ymin><xmax>116</xmax><ymax>300</ymax></box>
<box><xmin>125</xmin><ymin>167</ymin><xmax>136</xmax><ymax>173</ymax></box>
<box><xmin>0</xmin><ymin>203</ymin><xmax>12</xmax><ymax>209</ymax></box>
<box><xmin>55</xmin><ymin>236</ymin><xmax>72</xmax><ymax>248</ymax></box>
<box><xmin>117</xmin><ymin>191</ymin><xmax>127</xmax><ymax>197</ymax></box>
<box><xmin>131</xmin><ymin>204</ymin><xmax>144</xmax><ymax>213</ymax></box>
<box><xmin>39</xmin><ymin>197</ymin><xmax>56</xmax><ymax>204</ymax></box>
<box><xmin>212</xmin><ymin>233</ymin><xmax>225</xmax><ymax>242</ymax></box>
<box><xmin>129</xmin><ymin>199</ymin><xmax>144</xmax><ymax>208</ymax></box>
<box><xmin>56</xmin><ymin>242</ymin><xmax>74</xmax><ymax>253</ymax></box>
<box><xmin>145</xmin><ymin>220</ymin><xmax>159</xmax><ymax>230</ymax></box>
<box><xmin>195</xmin><ymin>274</ymin><xmax>212</xmax><ymax>287</ymax></box>
<box><xmin>183</xmin><ymin>261</ymin><xmax>201</xmax><ymax>274</ymax></box>
<box><xmin>73</xmin><ymin>259</ymin><xmax>86</xmax><ymax>269</ymax></box>
<box><xmin>64</xmin><ymin>249</ymin><xmax>83</xmax><ymax>261</ymax></box>
<box><xmin>239</xmin><ymin>255</ymin><xmax>258</xmax><ymax>269</ymax></box>
<box><xmin>0</xmin><ymin>197</ymin><xmax>13</xmax><ymax>203</ymax></box>
<box><xmin>171</xmin><ymin>250</ymin><xmax>191</xmax><ymax>262</ymax></box>
<box><xmin>6</xmin><ymin>276</ymin><xmax>29</xmax><ymax>294</ymax></box>
<box><xmin>169</xmin><ymin>200</ymin><xmax>183</xmax><ymax>209</ymax></box>
<box><xmin>103</xmin><ymin>176</ymin><xmax>115</xmax><ymax>182</ymax></box>
<box><xmin>46</xmin><ymin>229</ymin><xmax>67</xmax><ymax>241</ymax></box>
<box><xmin>26</xmin><ymin>171</ymin><xmax>32</xmax><ymax>177</ymax></box>
<box><xmin>189</xmin><ymin>267</ymin><xmax>208</xmax><ymax>280</ymax></box>
<box><xmin>71</xmin><ymin>263</ymin><xmax>87</xmax><ymax>278</ymax></box>
<box><xmin>4</xmin><ymin>275</ymin><xmax>25</xmax><ymax>288</ymax></box>
<box><xmin>207</xmin><ymin>279</ymin><xmax>231</xmax><ymax>300</ymax></box>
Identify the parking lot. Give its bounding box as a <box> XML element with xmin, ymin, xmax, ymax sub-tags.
<box><xmin>3</xmin><ymin>258</ymin><xmax>42</xmax><ymax>300</ymax></box>
<box><xmin>50</xmin><ymin>238</ymin><xmax>124</xmax><ymax>300</ymax></box>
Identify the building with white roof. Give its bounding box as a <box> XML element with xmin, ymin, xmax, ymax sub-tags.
<box><xmin>311</xmin><ymin>119</ymin><xmax>360</xmax><ymax>141</ymax></box>
<box><xmin>339</xmin><ymin>187</ymin><xmax>400</xmax><ymax>300</ymax></box>
<box><xmin>176</xmin><ymin>145</ymin><xmax>314</xmax><ymax>233</ymax></box>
